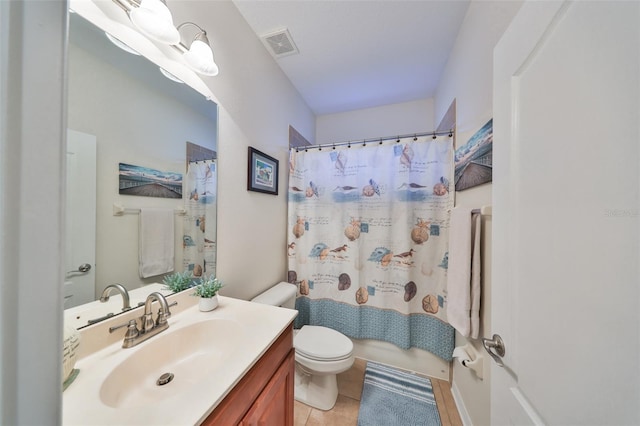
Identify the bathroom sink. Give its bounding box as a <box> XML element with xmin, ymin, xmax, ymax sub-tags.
<box><xmin>99</xmin><ymin>318</ymin><xmax>245</xmax><ymax>409</ymax></box>
<box><xmin>64</xmin><ymin>296</ymin><xmax>298</xmax><ymax>426</ymax></box>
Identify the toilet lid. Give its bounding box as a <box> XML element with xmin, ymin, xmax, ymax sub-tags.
<box><xmin>294</xmin><ymin>326</ymin><xmax>353</xmax><ymax>361</ymax></box>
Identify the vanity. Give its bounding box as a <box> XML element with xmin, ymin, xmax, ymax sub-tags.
<box><xmin>63</xmin><ymin>292</ymin><xmax>297</xmax><ymax>425</ymax></box>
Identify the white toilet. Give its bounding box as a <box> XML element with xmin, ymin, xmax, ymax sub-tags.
<box><xmin>251</xmin><ymin>282</ymin><xmax>354</xmax><ymax>411</ymax></box>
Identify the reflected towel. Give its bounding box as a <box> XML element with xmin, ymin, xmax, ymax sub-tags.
<box><xmin>447</xmin><ymin>207</ymin><xmax>482</xmax><ymax>338</ymax></box>
<box><xmin>139</xmin><ymin>208</ymin><xmax>174</xmax><ymax>278</ymax></box>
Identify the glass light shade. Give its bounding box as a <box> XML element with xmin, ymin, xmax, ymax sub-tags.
<box><xmin>183</xmin><ymin>39</ymin><xmax>219</xmax><ymax>76</ymax></box>
<box><xmin>105</xmin><ymin>32</ymin><xmax>141</xmax><ymax>56</ymax></box>
<box><xmin>129</xmin><ymin>0</ymin><xmax>180</xmax><ymax>45</ymax></box>
<box><xmin>158</xmin><ymin>67</ymin><xmax>184</xmax><ymax>84</ymax></box>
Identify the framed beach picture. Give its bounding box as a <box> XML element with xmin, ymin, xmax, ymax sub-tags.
<box><xmin>247</xmin><ymin>147</ymin><xmax>279</xmax><ymax>195</ymax></box>
<box><xmin>118</xmin><ymin>163</ymin><xmax>183</xmax><ymax>198</ymax></box>
<box><xmin>454</xmin><ymin>118</ymin><xmax>493</xmax><ymax>191</ymax></box>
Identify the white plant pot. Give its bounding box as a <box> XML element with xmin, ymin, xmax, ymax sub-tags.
<box><xmin>199</xmin><ymin>295</ymin><xmax>218</xmax><ymax>312</ymax></box>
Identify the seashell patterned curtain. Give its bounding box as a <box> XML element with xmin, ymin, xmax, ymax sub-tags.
<box><xmin>183</xmin><ymin>160</ymin><xmax>217</xmax><ymax>279</ymax></box>
<box><xmin>287</xmin><ymin>136</ymin><xmax>455</xmax><ymax>360</ymax></box>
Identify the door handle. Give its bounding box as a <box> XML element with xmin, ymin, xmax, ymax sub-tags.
<box><xmin>482</xmin><ymin>334</ymin><xmax>506</xmax><ymax>367</ymax></box>
<box><xmin>67</xmin><ymin>263</ymin><xmax>92</xmax><ymax>274</ymax></box>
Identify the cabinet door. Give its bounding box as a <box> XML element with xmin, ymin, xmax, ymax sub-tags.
<box><xmin>240</xmin><ymin>350</ymin><xmax>295</xmax><ymax>426</ymax></box>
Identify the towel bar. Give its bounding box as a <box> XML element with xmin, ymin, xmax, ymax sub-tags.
<box><xmin>113</xmin><ymin>203</ymin><xmax>186</xmax><ymax>216</ymax></box>
<box><xmin>471</xmin><ymin>205</ymin><xmax>492</xmax><ymax>216</ymax></box>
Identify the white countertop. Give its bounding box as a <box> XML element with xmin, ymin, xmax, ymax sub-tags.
<box><xmin>63</xmin><ymin>296</ymin><xmax>297</xmax><ymax>425</ymax></box>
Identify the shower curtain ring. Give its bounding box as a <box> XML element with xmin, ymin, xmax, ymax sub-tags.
<box><xmin>413</xmin><ymin>134</ymin><xmax>417</xmax><ymax>141</ymax></box>
<box><xmin>432</xmin><ymin>132</ymin><xmax>437</xmax><ymax>140</ymax></box>
<box><xmin>362</xmin><ymin>139</ymin><xmax>366</xmax><ymax>147</ymax></box>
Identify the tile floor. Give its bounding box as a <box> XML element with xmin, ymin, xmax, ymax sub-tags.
<box><xmin>293</xmin><ymin>358</ymin><xmax>463</xmax><ymax>426</ymax></box>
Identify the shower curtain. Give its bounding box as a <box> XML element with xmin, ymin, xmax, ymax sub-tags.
<box><xmin>287</xmin><ymin>136</ymin><xmax>455</xmax><ymax>360</ymax></box>
<box><xmin>183</xmin><ymin>160</ymin><xmax>217</xmax><ymax>278</ymax></box>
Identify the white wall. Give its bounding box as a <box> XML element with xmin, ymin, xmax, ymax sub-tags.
<box><xmin>433</xmin><ymin>1</ymin><xmax>522</xmax><ymax>425</ymax></box>
<box><xmin>315</xmin><ymin>99</ymin><xmax>453</xmax><ymax>380</ymax></box>
<box><xmin>67</xmin><ymin>37</ymin><xmax>218</xmax><ymax>296</ymax></box>
<box><xmin>316</xmin><ymin>98</ymin><xmax>434</xmax><ymax>143</ymax></box>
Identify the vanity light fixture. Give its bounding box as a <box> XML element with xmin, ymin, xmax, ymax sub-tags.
<box><xmin>177</xmin><ymin>22</ymin><xmax>219</xmax><ymax>77</ymax></box>
<box><xmin>112</xmin><ymin>0</ymin><xmax>218</xmax><ymax>76</ymax></box>
<box><xmin>128</xmin><ymin>0</ymin><xmax>180</xmax><ymax>44</ymax></box>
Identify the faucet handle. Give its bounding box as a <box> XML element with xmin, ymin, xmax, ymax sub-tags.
<box><xmin>161</xmin><ymin>301</ymin><xmax>178</xmax><ymax>319</ymax></box>
<box><xmin>123</xmin><ymin>320</ymin><xmax>140</xmax><ymax>340</ymax></box>
<box><xmin>155</xmin><ymin>300</ymin><xmax>178</xmax><ymax>327</ymax></box>
<box><xmin>109</xmin><ymin>318</ymin><xmax>138</xmax><ymax>334</ymax></box>
<box><xmin>109</xmin><ymin>319</ymin><xmax>140</xmax><ymax>348</ymax></box>
<box><xmin>156</xmin><ymin>308</ymin><xmax>168</xmax><ymax>327</ymax></box>
<box><xmin>156</xmin><ymin>300</ymin><xmax>176</xmax><ymax>324</ymax></box>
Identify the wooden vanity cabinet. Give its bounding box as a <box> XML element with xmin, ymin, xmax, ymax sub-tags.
<box><xmin>201</xmin><ymin>324</ymin><xmax>295</xmax><ymax>426</ymax></box>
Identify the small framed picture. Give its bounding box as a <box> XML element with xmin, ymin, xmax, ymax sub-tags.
<box><xmin>247</xmin><ymin>147</ymin><xmax>279</xmax><ymax>195</ymax></box>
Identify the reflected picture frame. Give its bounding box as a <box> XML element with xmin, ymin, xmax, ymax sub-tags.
<box><xmin>247</xmin><ymin>147</ymin><xmax>279</xmax><ymax>195</ymax></box>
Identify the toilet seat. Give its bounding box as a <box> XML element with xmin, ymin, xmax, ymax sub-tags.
<box><xmin>294</xmin><ymin>325</ymin><xmax>353</xmax><ymax>361</ymax></box>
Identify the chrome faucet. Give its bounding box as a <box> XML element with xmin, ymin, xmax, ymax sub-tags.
<box><xmin>109</xmin><ymin>292</ymin><xmax>173</xmax><ymax>348</ymax></box>
<box><xmin>99</xmin><ymin>283</ymin><xmax>131</xmax><ymax>311</ymax></box>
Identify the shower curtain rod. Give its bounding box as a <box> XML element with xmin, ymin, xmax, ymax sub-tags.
<box><xmin>294</xmin><ymin>129</ymin><xmax>454</xmax><ymax>151</ymax></box>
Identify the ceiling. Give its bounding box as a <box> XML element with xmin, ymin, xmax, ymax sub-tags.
<box><xmin>232</xmin><ymin>0</ymin><xmax>471</xmax><ymax>116</ymax></box>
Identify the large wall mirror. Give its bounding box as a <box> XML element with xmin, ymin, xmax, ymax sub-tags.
<box><xmin>65</xmin><ymin>9</ymin><xmax>218</xmax><ymax>329</ymax></box>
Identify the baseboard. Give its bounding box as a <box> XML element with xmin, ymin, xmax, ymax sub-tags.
<box><xmin>451</xmin><ymin>381</ymin><xmax>473</xmax><ymax>426</ymax></box>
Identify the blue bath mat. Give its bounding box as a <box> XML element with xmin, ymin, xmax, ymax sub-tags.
<box><xmin>357</xmin><ymin>361</ymin><xmax>441</xmax><ymax>426</ymax></box>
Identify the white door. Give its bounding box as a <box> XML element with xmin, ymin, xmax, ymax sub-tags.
<box><xmin>491</xmin><ymin>1</ymin><xmax>639</xmax><ymax>424</ymax></box>
<box><xmin>64</xmin><ymin>129</ymin><xmax>97</xmax><ymax>308</ymax></box>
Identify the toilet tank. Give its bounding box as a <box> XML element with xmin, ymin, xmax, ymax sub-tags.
<box><xmin>251</xmin><ymin>282</ymin><xmax>297</xmax><ymax>309</ymax></box>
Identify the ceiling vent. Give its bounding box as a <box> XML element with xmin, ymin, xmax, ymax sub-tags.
<box><xmin>261</xmin><ymin>28</ymin><xmax>299</xmax><ymax>58</ymax></box>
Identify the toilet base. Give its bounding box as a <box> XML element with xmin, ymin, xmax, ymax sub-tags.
<box><xmin>294</xmin><ymin>364</ymin><xmax>339</xmax><ymax>411</ymax></box>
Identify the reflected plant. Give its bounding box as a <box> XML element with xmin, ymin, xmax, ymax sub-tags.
<box><xmin>163</xmin><ymin>271</ymin><xmax>194</xmax><ymax>293</ymax></box>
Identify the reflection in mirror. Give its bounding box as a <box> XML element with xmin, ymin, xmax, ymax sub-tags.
<box><xmin>65</xmin><ymin>11</ymin><xmax>218</xmax><ymax>329</ymax></box>
<box><xmin>184</xmin><ymin>142</ymin><xmax>217</xmax><ymax>280</ymax></box>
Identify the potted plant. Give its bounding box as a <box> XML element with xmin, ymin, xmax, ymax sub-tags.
<box><xmin>192</xmin><ymin>275</ymin><xmax>224</xmax><ymax>311</ymax></box>
<box><xmin>162</xmin><ymin>271</ymin><xmax>194</xmax><ymax>293</ymax></box>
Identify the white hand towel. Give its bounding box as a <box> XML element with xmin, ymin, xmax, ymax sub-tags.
<box><xmin>470</xmin><ymin>212</ymin><xmax>482</xmax><ymax>339</ymax></box>
<box><xmin>447</xmin><ymin>207</ymin><xmax>480</xmax><ymax>337</ymax></box>
<box><xmin>139</xmin><ymin>208</ymin><xmax>175</xmax><ymax>278</ymax></box>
